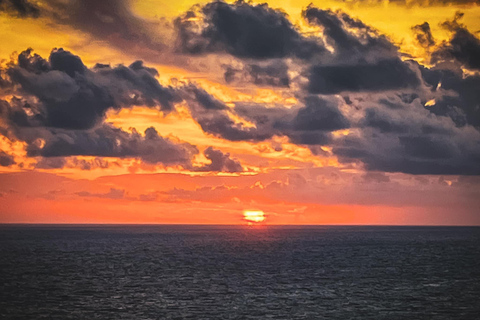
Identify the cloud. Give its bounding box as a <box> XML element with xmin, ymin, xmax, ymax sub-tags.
<box><xmin>43</xmin><ymin>0</ymin><xmax>166</xmax><ymax>56</ymax></box>
<box><xmin>362</xmin><ymin>172</ymin><xmax>390</xmax><ymax>183</ymax></box>
<box><xmin>223</xmin><ymin>60</ymin><xmax>290</xmax><ymax>88</ymax></box>
<box><xmin>333</xmin><ymin>95</ymin><xmax>480</xmax><ymax>175</ymax></box>
<box><xmin>5</xmin><ymin>48</ymin><xmax>178</xmax><ymax>130</ymax></box>
<box><xmin>24</xmin><ymin>125</ymin><xmax>198</xmax><ymax>166</ymax></box>
<box><xmin>174</xmin><ymin>0</ymin><xmax>324</xmax><ymax>59</ymax></box>
<box><xmin>287</xmin><ymin>96</ymin><xmax>349</xmax><ymax>145</ymax></box>
<box><xmin>35</xmin><ymin>156</ymin><xmax>110</xmax><ymax>170</ymax></box>
<box><xmin>0</xmin><ymin>0</ymin><xmax>40</xmax><ymax>18</ymax></box>
<box><xmin>303</xmin><ymin>6</ymin><xmax>397</xmax><ymax>61</ymax></box>
<box><xmin>35</xmin><ymin>157</ymin><xmax>66</xmax><ymax>169</ymax></box>
<box><xmin>183</xmin><ymin>85</ymin><xmax>283</xmax><ymax>141</ymax></box>
<box><xmin>419</xmin><ymin>64</ymin><xmax>480</xmax><ymax>128</ymax></box>
<box><xmin>76</xmin><ymin>188</ymin><xmax>125</xmax><ymax>200</ymax></box>
<box><xmin>332</xmin><ymin>0</ymin><xmax>480</xmax><ymax>6</ymax></box>
<box><xmin>0</xmin><ymin>48</ymin><xmax>200</xmax><ymax>168</ymax></box>
<box><xmin>431</xmin><ymin>12</ymin><xmax>480</xmax><ymax>71</ymax></box>
<box><xmin>195</xmin><ymin>147</ymin><xmax>243</xmax><ymax>172</ymax></box>
<box><xmin>183</xmin><ymin>88</ymin><xmax>348</xmax><ymax>146</ymax></box>
<box><xmin>412</xmin><ymin>22</ymin><xmax>436</xmax><ymax>49</ymax></box>
<box><xmin>0</xmin><ymin>151</ymin><xmax>15</xmax><ymax>166</ymax></box>
<box><xmin>302</xmin><ymin>7</ymin><xmax>421</xmax><ymax>93</ymax></box>
<box><xmin>308</xmin><ymin>59</ymin><xmax>420</xmax><ymax>94</ymax></box>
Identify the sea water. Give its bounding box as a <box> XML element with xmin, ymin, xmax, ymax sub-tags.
<box><xmin>1</xmin><ymin>225</ymin><xmax>479</xmax><ymax>319</ymax></box>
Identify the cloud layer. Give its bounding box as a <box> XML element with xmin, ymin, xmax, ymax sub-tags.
<box><xmin>1</xmin><ymin>1</ymin><xmax>479</xmax><ymax>176</ymax></box>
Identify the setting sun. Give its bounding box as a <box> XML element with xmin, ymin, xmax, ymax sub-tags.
<box><xmin>243</xmin><ymin>210</ymin><xmax>266</xmax><ymax>223</ymax></box>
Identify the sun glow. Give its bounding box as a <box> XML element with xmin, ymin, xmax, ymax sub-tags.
<box><xmin>243</xmin><ymin>210</ymin><xmax>266</xmax><ymax>223</ymax></box>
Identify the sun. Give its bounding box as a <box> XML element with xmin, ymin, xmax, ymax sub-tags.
<box><xmin>243</xmin><ymin>210</ymin><xmax>266</xmax><ymax>224</ymax></box>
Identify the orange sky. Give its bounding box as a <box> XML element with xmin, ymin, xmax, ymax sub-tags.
<box><xmin>0</xmin><ymin>0</ymin><xmax>479</xmax><ymax>224</ymax></box>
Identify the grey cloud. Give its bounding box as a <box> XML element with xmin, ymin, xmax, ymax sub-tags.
<box><xmin>35</xmin><ymin>157</ymin><xmax>66</xmax><ymax>169</ymax></box>
<box><xmin>303</xmin><ymin>6</ymin><xmax>396</xmax><ymax>62</ymax></box>
<box><xmin>334</xmin><ymin>96</ymin><xmax>480</xmax><ymax>175</ymax></box>
<box><xmin>25</xmin><ymin>125</ymin><xmax>198</xmax><ymax>166</ymax></box>
<box><xmin>0</xmin><ymin>151</ymin><xmax>15</xmax><ymax>166</ymax></box>
<box><xmin>44</xmin><ymin>0</ymin><xmax>166</xmax><ymax>55</ymax></box>
<box><xmin>35</xmin><ymin>156</ymin><xmax>110</xmax><ymax>170</ymax></box>
<box><xmin>334</xmin><ymin>131</ymin><xmax>480</xmax><ymax>175</ymax></box>
<box><xmin>223</xmin><ymin>60</ymin><xmax>290</xmax><ymax>88</ymax></box>
<box><xmin>419</xmin><ymin>65</ymin><xmax>480</xmax><ymax>128</ymax></box>
<box><xmin>302</xmin><ymin>7</ymin><xmax>421</xmax><ymax>94</ymax></box>
<box><xmin>174</xmin><ymin>1</ymin><xmax>324</xmax><ymax>59</ymax></box>
<box><xmin>0</xmin><ymin>0</ymin><xmax>40</xmax><ymax>18</ymax></box>
<box><xmin>431</xmin><ymin>12</ymin><xmax>480</xmax><ymax>71</ymax></box>
<box><xmin>331</xmin><ymin>0</ymin><xmax>480</xmax><ymax>6</ymax></box>
<box><xmin>293</xmin><ymin>96</ymin><xmax>349</xmax><ymax>132</ymax></box>
<box><xmin>184</xmin><ymin>90</ymin><xmax>349</xmax><ymax>146</ymax></box>
<box><xmin>183</xmin><ymin>86</ymin><xmax>281</xmax><ymax>141</ymax></box>
<box><xmin>195</xmin><ymin>147</ymin><xmax>243</xmax><ymax>172</ymax></box>
<box><xmin>412</xmin><ymin>22</ymin><xmax>436</xmax><ymax>48</ymax></box>
<box><xmin>5</xmin><ymin>48</ymin><xmax>179</xmax><ymax>130</ymax></box>
<box><xmin>308</xmin><ymin>59</ymin><xmax>420</xmax><ymax>94</ymax></box>
<box><xmin>286</xmin><ymin>96</ymin><xmax>349</xmax><ymax>145</ymax></box>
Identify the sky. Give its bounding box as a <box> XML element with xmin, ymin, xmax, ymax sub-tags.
<box><xmin>0</xmin><ymin>0</ymin><xmax>479</xmax><ymax>225</ymax></box>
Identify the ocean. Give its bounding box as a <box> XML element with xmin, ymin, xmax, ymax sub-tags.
<box><xmin>1</xmin><ymin>225</ymin><xmax>479</xmax><ymax>319</ymax></box>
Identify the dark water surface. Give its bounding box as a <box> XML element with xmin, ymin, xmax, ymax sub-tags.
<box><xmin>1</xmin><ymin>225</ymin><xmax>479</xmax><ymax>319</ymax></box>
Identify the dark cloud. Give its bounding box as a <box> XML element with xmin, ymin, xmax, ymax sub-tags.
<box><xmin>431</xmin><ymin>12</ymin><xmax>480</xmax><ymax>71</ymax></box>
<box><xmin>5</xmin><ymin>48</ymin><xmax>178</xmax><ymax>130</ymax></box>
<box><xmin>301</xmin><ymin>7</ymin><xmax>421</xmax><ymax>93</ymax></box>
<box><xmin>420</xmin><ymin>65</ymin><xmax>480</xmax><ymax>128</ymax></box>
<box><xmin>0</xmin><ymin>151</ymin><xmax>15</xmax><ymax>166</ymax></box>
<box><xmin>183</xmin><ymin>87</ymin><xmax>282</xmax><ymax>142</ymax></box>
<box><xmin>334</xmin><ymin>132</ymin><xmax>480</xmax><ymax>175</ymax></box>
<box><xmin>35</xmin><ymin>157</ymin><xmax>66</xmax><ymax>169</ymax></box>
<box><xmin>0</xmin><ymin>0</ymin><xmax>40</xmax><ymax>18</ymax></box>
<box><xmin>332</xmin><ymin>0</ymin><xmax>480</xmax><ymax>6</ymax></box>
<box><xmin>195</xmin><ymin>111</ymin><xmax>275</xmax><ymax>142</ymax></box>
<box><xmin>303</xmin><ymin>6</ymin><xmax>396</xmax><ymax>62</ymax></box>
<box><xmin>412</xmin><ymin>22</ymin><xmax>436</xmax><ymax>48</ymax></box>
<box><xmin>24</xmin><ymin>125</ymin><xmax>198</xmax><ymax>166</ymax></box>
<box><xmin>184</xmin><ymin>91</ymin><xmax>348</xmax><ymax>146</ymax></box>
<box><xmin>175</xmin><ymin>0</ymin><xmax>324</xmax><ymax>59</ymax></box>
<box><xmin>293</xmin><ymin>96</ymin><xmax>349</xmax><ymax>132</ymax></box>
<box><xmin>361</xmin><ymin>107</ymin><xmax>409</xmax><ymax>133</ymax></box>
<box><xmin>308</xmin><ymin>59</ymin><xmax>420</xmax><ymax>94</ymax></box>
<box><xmin>0</xmin><ymin>49</ymin><xmax>199</xmax><ymax>168</ymax></box>
<box><xmin>286</xmin><ymin>96</ymin><xmax>349</xmax><ymax>145</ymax></box>
<box><xmin>71</xmin><ymin>157</ymin><xmax>110</xmax><ymax>170</ymax></box>
<box><xmin>195</xmin><ymin>147</ymin><xmax>243</xmax><ymax>172</ymax></box>
<box><xmin>223</xmin><ymin>60</ymin><xmax>290</xmax><ymax>87</ymax></box>
<box><xmin>35</xmin><ymin>156</ymin><xmax>110</xmax><ymax>170</ymax></box>
<box><xmin>43</xmin><ymin>0</ymin><xmax>166</xmax><ymax>55</ymax></box>
<box><xmin>334</xmin><ymin>95</ymin><xmax>480</xmax><ymax>175</ymax></box>
<box><xmin>185</xmin><ymin>85</ymin><xmax>227</xmax><ymax>110</ymax></box>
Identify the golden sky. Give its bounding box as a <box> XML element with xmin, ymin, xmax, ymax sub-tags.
<box><xmin>0</xmin><ymin>0</ymin><xmax>479</xmax><ymax>224</ymax></box>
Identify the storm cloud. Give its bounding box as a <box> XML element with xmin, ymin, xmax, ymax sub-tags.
<box><xmin>0</xmin><ymin>0</ymin><xmax>40</xmax><ymax>18</ymax></box>
<box><xmin>22</xmin><ymin>125</ymin><xmax>198</xmax><ymax>166</ymax></box>
<box><xmin>195</xmin><ymin>147</ymin><xmax>243</xmax><ymax>172</ymax></box>
<box><xmin>5</xmin><ymin>48</ymin><xmax>178</xmax><ymax>130</ymax></box>
<box><xmin>431</xmin><ymin>12</ymin><xmax>480</xmax><ymax>71</ymax></box>
<box><xmin>334</xmin><ymin>95</ymin><xmax>480</xmax><ymax>175</ymax></box>
<box><xmin>174</xmin><ymin>1</ymin><xmax>324</xmax><ymax>59</ymax></box>
<box><xmin>0</xmin><ymin>150</ymin><xmax>15</xmax><ymax>166</ymax></box>
<box><xmin>42</xmin><ymin>0</ymin><xmax>167</xmax><ymax>56</ymax></box>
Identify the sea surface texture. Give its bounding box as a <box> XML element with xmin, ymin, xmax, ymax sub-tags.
<box><xmin>1</xmin><ymin>225</ymin><xmax>479</xmax><ymax>319</ymax></box>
